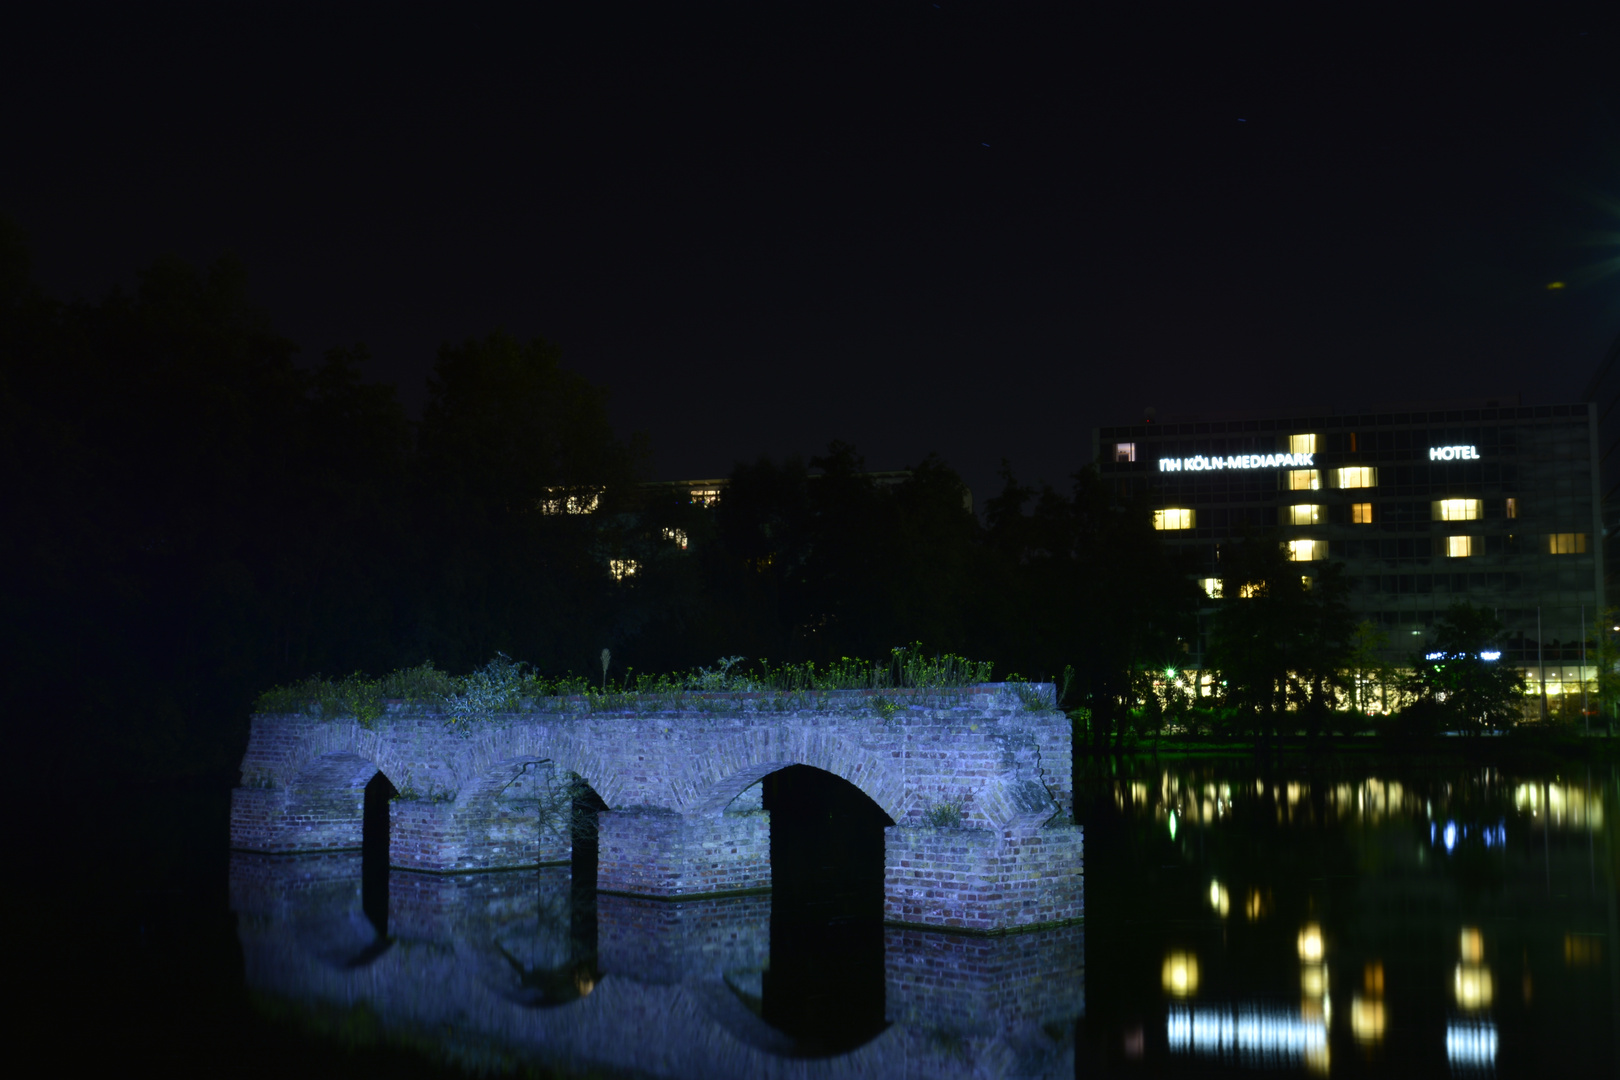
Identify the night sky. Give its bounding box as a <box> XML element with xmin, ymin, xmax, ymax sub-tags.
<box><xmin>5</xmin><ymin>5</ymin><xmax>1618</xmax><ymax>506</ymax></box>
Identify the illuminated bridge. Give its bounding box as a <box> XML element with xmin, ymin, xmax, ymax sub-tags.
<box><xmin>230</xmin><ymin>684</ymin><xmax>1082</xmax><ymax>932</ymax></box>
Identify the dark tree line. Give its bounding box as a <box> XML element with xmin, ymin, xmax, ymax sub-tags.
<box><xmin>1</xmin><ymin>230</ymin><xmax>1200</xmax><ymax>779</ymax></box>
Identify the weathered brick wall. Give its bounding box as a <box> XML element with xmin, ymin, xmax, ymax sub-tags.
<box><xmin>389</xmin><ymin>761</ymin><xmax>572</xmax><ymax>872</ymax></box>
<box><xmin>230</xmin><ymin>853</ymin><xmax>1081</xmax><ymax>1079</ymax></box>
<box><xmin>884</xmin><ymin>823</ymin><xmax>1084</xmax><ymax>931</ymax></box>
<box><xmin>598</xmin><ymin>807</ymin><xmax>771</xmax><ymax>897</ymax></box>
<box><xmin>234</xmin><ymin>684</ymin><xmax>1067</xmax><ymax>829</ymax></box>
<box><xmin>231</xmin><ymin>684</ymin><xmax>1081</xmax><ymax>929</ymax></box>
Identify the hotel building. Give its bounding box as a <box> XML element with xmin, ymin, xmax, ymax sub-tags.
<box><xmin>1095</xmin><ymin>397</ymin><xmax>1604</xmax><ymax>711</ymax></box>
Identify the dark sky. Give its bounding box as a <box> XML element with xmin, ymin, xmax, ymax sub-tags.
<box><xmin>5</xmin><ymin>4</ymin><xmax>1619</xmax><ymax>506</ymax></box>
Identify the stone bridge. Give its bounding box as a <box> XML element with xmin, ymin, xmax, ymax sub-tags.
<box><xmin>231</xmin><ymin>684</ymin><xmax>1082</xmax><ymax>932</ymax></box>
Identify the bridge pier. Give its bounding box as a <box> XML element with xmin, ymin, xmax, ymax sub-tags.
<box><xmin>597</xmin><ymin>807</ymin><xmax>772</xmax><ymax>897</ymax></box>
<box><xmin>884</xmin><ymin>823</ymin><xmax>1084</xmax><ymax>932</ymax></box>
<box><xmin>389</xmin><ymin>794</ymin><xmax>572</xmax><ymax>873</ymax></box>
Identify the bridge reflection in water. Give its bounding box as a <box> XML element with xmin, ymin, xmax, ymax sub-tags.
<box><xmin>231</xmin><ymin>853</ymin><xmax>1084</xmax><ymax>1078</ymax></box>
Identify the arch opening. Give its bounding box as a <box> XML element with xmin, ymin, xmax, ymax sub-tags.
<box><xmin>361</xmin><ymin>770</ymin><xmax>396</xmax><ymax>937</ymax></box>
<box><xmin>757</xmin><ymin>764</ymin><xmax>892</xmax><ymax>1056</ymax></box>
<box><xmin>569</xmin><ymin>775</ymin><xmax>610</xmax><ymax>887</ymax></box>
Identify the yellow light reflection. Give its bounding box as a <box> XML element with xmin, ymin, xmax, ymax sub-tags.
<box><xmin>1162</xmin><ymin>951</ymin><xmax>1199</xmax><ymax>997</ymax></box>
<box><xmin>1460</xmin><ymin>927</ymin><xmax>1483</xmax><ymax>963</ymax></box>
<box><xmin>1514</xmin><ymin>783</ymin><xmax>1605</xmax><ymax>828</ymax></box>
<box><xmin>1364</xmin><ymin>962</ymin><xmax>1384</xmax><ymax>995</ymax></box>
<box><xmin>1208</xmin><ymin>880</ymin><xmax>1230</xmax><ymax>917</ymax></box>
<box><xmin>1564</xmin><ymin>935</ymin><xmax>1603</xmax><ymax>967</ymax></box>
<box><xmin>1454</xmin><ymin>964</ymin><xmax>1494</xmax><ymax>1010</ymax></box>
<box><xmin>1306</xmin><ymin>1040</ymin><xmax>1330</xmax><ymax>1075</ymax></box>
<box><xmin>1245</xmin><ymin>888</ymin><xmax>1268</xmax><ymax>921</ymax></box>
<box><xmin>1298</xmin><ymin>924</ymin><xmax>1324</xmax><ymax>962</ymax></box>
<box><xmin>1301</xmin><ymin>963</ymin><xmax>1328</xmax><ymax>997</ymax></box>
<box><xmin>1350</xmin><ymin>996</ymin><xmax>1386</xmax><ymax>1044</ymax></box>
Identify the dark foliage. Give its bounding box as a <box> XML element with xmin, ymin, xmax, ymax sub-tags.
<box><xmin>1402</xmin><ymin>602</ymin><xmax>1526</xmax><ymax>733</ymax></box>
<box><xmin>1205</xmin><ymin>533</ymin><xmax>1357</xmax><ymax>737</ymax></box>
<box><xmin>1</xmin><ymin>228</ymin><xmax>1200</xmax><ymax>779</ymax></box>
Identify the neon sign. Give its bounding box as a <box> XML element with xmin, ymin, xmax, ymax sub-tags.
<box><xmin>1429</xmin><ymin>445</ymin><xmax>1479</xmax><ymax>461</ymax></box>
<box><xmin>1159</xmin><ymin>453</ymin><xmax>1313</xmax><ymax>473</ymax></box>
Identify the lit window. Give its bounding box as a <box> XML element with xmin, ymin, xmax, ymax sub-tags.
<box><xmin>1289</xmin><ymin>433</ymin><xmax>1317</xmax><ymax>454</ymax></box>
<box><xmin>1115</xmin><ymin>442</ymin><xmax>1137</xmax><ymax>463</ymax></box>
<box><xmin>1336</xmin><ymin>466</ymin><xmax>1377</xmax><ymax>488</ymax></box>
<box><xmin>1352</xmin><ymin>502</ymin><xmax>1373</xmax><ymax>524</ymax></box>
<box><xmin>1287</xmin><ymin>539</ymin><xmax>1324</xmax><ymax>562</ymax></box>
<box><xmin>661</xmin><ymin>527</ymin><xmax>689</xmax><ymax>550</ymax></box>
<box><xmin>1446</xmin><ymin>536</ymin><xmax>1475</xmax><ymax>558</ymax></box>
<box><xmin>1547</xmin><ymin>533</ymin><xmax>1587</xmax><ymax>554</ymax></box>
<box><xmin>1287</xmin><ymin>504</ymin><xmax>1322</xmax><ymax>525</ymax></box>
<box><xmin>1433</xmin><ymin>498</ymin><xmax>1482</xmax><ymax>522</ymax></box>
<box><xmin>1154</xmin><ymin>508</ymin><xmax>1195</xmax><ymax>530</ymax></box>
<box><xmin>690</xmin><ymin>486</ymin><xmax>723</xmax><ymax>507</ymax></box>
<box><xmin>1505</xmin><ymin>497</ymin><xmax>1518</xmax><ymax>519</ymax></box>
<box><xmin>1238</xmin><ymin>583</ymin><xmax>1262</xmax><ymax>599</ymax></box>
<box><xmin>1288</xmin><ymin>469</ymin><xmax>1320</xmax><ymax>490</ymax></box>
<box><xmin>608</xmin><ymin>559</ymin><xmax>639</xmax><ymax>580</ymax></box>
<box><xmin>1200</xmin><ymin>577</ymin><xmax>1223</xmax><ymax>599</ymax></box>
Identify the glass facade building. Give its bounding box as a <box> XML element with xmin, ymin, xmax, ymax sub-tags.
<box><xmin>1096</xmin><ymin>399</ymin><xmax>1604</xmax><ymax>710</ymax></box>
<box><xmin>1581</xmin><ymin>331</ymin><xmax>1620</xmax><ymax>603</ymax></box>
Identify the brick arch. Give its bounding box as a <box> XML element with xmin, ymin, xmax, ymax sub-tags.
<box><xmin>266</xmin><ymin>746</ymin><xmax>398</xmax><ymax>854</ymax></box>
<box><xmin>681</xmin><ymin>730</ymin><xmax>907</xmax><ymax>821</ymax></box>
<box><xmin>441</xmin><ymin>725</ymin><xmax>625</xmax><ymax>809</ymax></box>
<box><xmin>275</xmin><ymin>722</ymin><xmax>411</xmax><ymax>795</ymax></box>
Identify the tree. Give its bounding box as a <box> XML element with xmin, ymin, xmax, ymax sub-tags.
<box><xmin>1204</xmin><ymin>534</ymin><xmax>1356</xmax><ymax>736</ymax></box>
<box><xmin>1588</xmin><ymin>608</ymin><xmax>1620</xmax><ymax>734</ymax></box>
<box><xmin>979</xmin><ymin>463</ymin><xmax>1200</xmax><ymax>749</ymax></box>
<box><xmin>1405</xmin><ymin>603</ymin><xmax>1525</xmax><ymax>733</ymax></box>
<box><xmin>413</xmin><ymin>331</ymin><xmax>646</xmax><ymax>672</ymax></box>
<box><xmin>1345</xmin><ymin>620</ymin><xmax>1396</xmax><ymax>717</ymax></box>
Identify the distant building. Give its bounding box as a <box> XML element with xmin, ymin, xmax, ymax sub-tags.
<box><xmin>1095</xmin><ymin>395</ymin><xmax>1604</xmax><ymax>714</ymax></box>
<box><xmin>1580</xmin><ymin>330</ymin><xmax>1620</xmax><ymax>603</ymax></box>
<box><xmin>642</xmin><ymin>470</ymin><xmax>973</xmax><ymax>513</ymax></box>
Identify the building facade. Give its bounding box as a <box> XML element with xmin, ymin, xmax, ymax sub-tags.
<box><xmin>1096</xmin><ymin>398</ymin><xmax>1604</xmax><ymax>715</ymax></box>
<box><xmin>1580</xmin><ymin>331</ymin><xmax>1620</xmax><ymax>603</ymax></box>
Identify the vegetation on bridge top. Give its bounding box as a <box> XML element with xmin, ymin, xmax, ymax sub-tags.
<box><xmin>253</xmin><ymin>644</ymin><xmax>1047</xmax><ymax>728</ymax></box>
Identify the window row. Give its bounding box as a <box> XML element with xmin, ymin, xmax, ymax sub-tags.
<box><xmin>1198</xmin><ymin>570</ymin><xmax>1599</xmax><ymax>601</ymax></box>
<box><xmin>1162</xmin><ymin>526</ymin><xmax>1591</xmax><ymax>561</ymax></box>
<box><xmin>1286</xmin><ymin>466</ymin><xmax>1376</xmax><ymax>490</ymax></box>
<box><xmin>1158</xmin><ymin>498</ymin><xmax>1530</xmax><ymax>530</ymax></box>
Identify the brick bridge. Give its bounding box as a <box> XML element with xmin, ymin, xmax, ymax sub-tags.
<box><xmin>231</xmin><ymin>684</ymin><xmax>1082</xmax><ymax>932</ymax></box>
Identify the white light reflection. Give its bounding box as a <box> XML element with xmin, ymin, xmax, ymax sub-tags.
<box><xmin>1431</xmin><ymin>819</ymin><xmax>1506</xmax><ymax>852</ymax></box>
<box><xmin>1446</xmin><ymin>1020</ymin><xmax>1498</xmax><ymax>1067</ymax></box>
<box><xmin>1167</xmin><ymin>1007</ymin><xmax>1327</xmax><ymax>1066</ymax></box>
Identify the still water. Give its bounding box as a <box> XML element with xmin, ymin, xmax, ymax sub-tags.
<box><xmin>18</xmin><ymin>757</ymin><xmax>1616</xmax><ymax>1077</ymax></box>
<box><xmin>1079</xmin><ymin>758</ymin><xmax>1618</xmax><ymax>1077</ymax></box>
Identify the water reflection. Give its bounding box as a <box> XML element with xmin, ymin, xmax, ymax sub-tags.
<box><xmin>1166</xmin><ymin>1006</ymin><xmax>1327</xmax><ymax>1068</ymax></box>
<box><xmin>1161</xmin><ymin>951</ymin><xmax>1198</xmax><ymax>997</ymax></box>
<box><xmin>230</xmin><ymin>854</ymin><xmax>1084</xmax><ymax>1077</ymax></box>
<box><xmin>1092</xmin><ymin>760</ymin><xmax>1618</xmax><ymax>1075</ymax></box>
